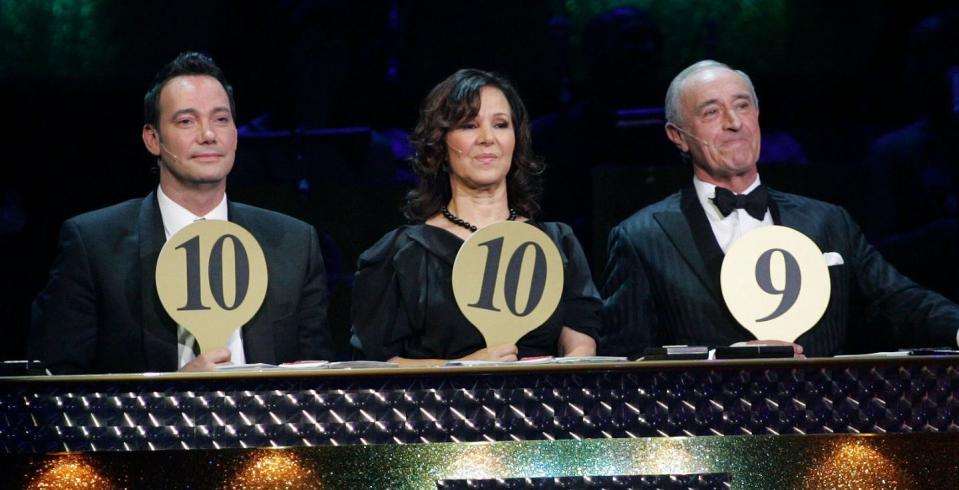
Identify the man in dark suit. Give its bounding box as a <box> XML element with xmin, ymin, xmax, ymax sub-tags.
<box><xmin>31</xmin><ymin>52</ymin><xmax>333</xmax><ymax>374</ymax></box>
<box><xmin>601</xmin><ymin>60</ymin><xmax>959</xmax><ymax>358</ymax></box>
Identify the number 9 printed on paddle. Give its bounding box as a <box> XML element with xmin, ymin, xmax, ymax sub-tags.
<box><xmin>720</xmin><ymin>226</ymin><xmax>831</xmax><ymax>343</ymax></box>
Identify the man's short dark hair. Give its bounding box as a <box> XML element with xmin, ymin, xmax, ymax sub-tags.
<box><xmin>143</xmin><ymin>52</ymin><xmax>236</xmax><ymax>129</ymax></box>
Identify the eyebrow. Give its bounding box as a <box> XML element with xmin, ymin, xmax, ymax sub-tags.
<box><xmin>694</xmin><ymin>93</ymin><xmax>753</xmax><ymax>113</ymax></box>
<box><xmin>169</xmin><ymin>106</ymin><xmax>232</xmax><ymax>120</ymax></box>
<box><xmin>471</xmin><ymin>112</ymin><xmax>510</xmax><ymax>119</ymax></box>
<box><xmin>694</xmin><ymin>99</ymin><xmax>721</xmax><ymax>113</ymax></box>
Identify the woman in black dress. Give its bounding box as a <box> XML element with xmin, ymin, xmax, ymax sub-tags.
<box><xmin>351</xmin><ymin>69</ymin><xmax>601</xmax><ymax>367</ymax></box>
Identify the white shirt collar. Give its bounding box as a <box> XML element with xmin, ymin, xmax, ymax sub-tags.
<box><xmin>156</xmin><ymin>185</ymin><xmax>242</xmax><ymax>367</ymax></box>
<box><xmin>692</xmin><ymin>174</ymin><xmax>763</xmax><ymax>223</ymax></box>
<box><xmin>156</xmin><ymin>185</ymin><xmax>228</xmax><ymax>239</ymax></box>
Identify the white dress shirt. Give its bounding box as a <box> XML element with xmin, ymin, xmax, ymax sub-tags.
<box><xmin>156</xmin><ymin>186</ymin><xmax>246</xmax><ymax>368</ymax></box>
<box><xmin>692</xmin><ymin>175</ymin><xmax>774</xmax><ymax>253</ymax></box>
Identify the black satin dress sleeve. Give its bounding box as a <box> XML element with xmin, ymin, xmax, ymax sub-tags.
<box><xmin>350</xmin><ymin>227</ymin><xmax>416</xmax><ymax>361</ymax></box>
<box><xmin>543</xmin><ymin>222</ymin><xmax>603</xmax><ymax>343</ymax></box>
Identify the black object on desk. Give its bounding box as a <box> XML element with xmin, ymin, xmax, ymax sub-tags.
<box><xmin>0</xmin><ymin>360</ymin><xmax>45</xmax><ymax>376</ymax></box>
<box><xmin>907</xmin><ymin>348</ymin><xmax>959</xmax><ymax>356</ymax></box>
<box><xmin>641</xmin><ymin>346</ymin><xmax>709</xmax><ymax>361</ymax></box>
<box><xmin>714</xmin><ymin>345</ymin><xmax>794</xmax><ymax>359</ymax></box>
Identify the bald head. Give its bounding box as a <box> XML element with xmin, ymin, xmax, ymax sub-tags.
<box><xmin>665</xmin><ymin>60</ymin><xmax>759</xmax><ymax>127</ymax></box>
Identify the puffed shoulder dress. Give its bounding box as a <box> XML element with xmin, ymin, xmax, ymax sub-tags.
<box><xmin>351</xmin><ymin>222</ymin><xmax>602</xmax><ymax>361</ymax></box>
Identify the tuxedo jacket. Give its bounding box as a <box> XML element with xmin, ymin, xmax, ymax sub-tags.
<box><xmin>31</xmin><ymin>191</ymin><xmax>333</xmax><ymax>374</ymax></box>
<box><xmin>601</xmin><ymin>184</ymin><xmax>959</xmax><ymax>358</ymax></box>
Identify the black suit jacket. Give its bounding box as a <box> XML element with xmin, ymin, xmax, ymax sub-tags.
<box><xmin>601</xmin><ymin>184</ymin><xmax>959</xmax><ymax>358</ymax></box>
<box><xmin>31</xmin><ymin>191</ymin><xmax>333</xmax><ymax>374</ymax></box>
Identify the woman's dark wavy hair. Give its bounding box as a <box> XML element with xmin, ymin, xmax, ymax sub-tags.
<box><xmin>404</xmin><ymin>69</ymin><xmax>544</xmax><ymax>221</ymax></box>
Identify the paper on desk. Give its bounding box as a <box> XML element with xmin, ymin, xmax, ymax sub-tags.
<box><xmin>215</xmin><ymin>360</ymin><xmax>400</xmax><ymax>371</ymax></box>
<box><xmin>832</xmin><ymin>352</ymin><xmax>911</xmax><ymax>358</ymax></box>
<box><xmin>553</xmin><ymin>356</ymin><xmax>628</xmax><ymax>364</ymax></box>
<box><xmin>277</xmin><ymin>361</ymin><xmax>331</xmax><ymax>369</ymax></box>
<box><xmin>445</xmin><ymin>356</ymin><xmax>555</xmax><ymax>367</ymax></box>
<box><xmin>213</xmin><ymin>363</ymin><xmax>278</xmax><ymax>371</ymax></box>
<box><xmin>327</xmin><ymin>360</ymin><xmax>398</xmax><ymax>369</ymax></box>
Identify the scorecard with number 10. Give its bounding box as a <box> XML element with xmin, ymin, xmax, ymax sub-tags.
<box><xmin>155</xmin><ymin>220</ymin><xmax>269</xmax><ymax>354</ymax></box>
<box><xmin>451</xmin><ymin>221</ymin><xmax>565</xmax><ymax>348</ymax></box>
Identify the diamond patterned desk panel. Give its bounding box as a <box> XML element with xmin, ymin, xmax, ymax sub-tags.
<box><xmin>2</xmin><ymin>358</ymin><xmax>958</xmax><ymax>453</ymax></box>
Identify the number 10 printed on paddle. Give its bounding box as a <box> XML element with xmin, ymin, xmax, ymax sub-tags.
<box><xmin>452</xmin><ymin>221</ymin><xmax>564</xmax><ymax>347</ymax></box>
<box><xmin>155</xmin><ymin>220</ymin><xmax>268</xmax><ymax>353</ymax></box>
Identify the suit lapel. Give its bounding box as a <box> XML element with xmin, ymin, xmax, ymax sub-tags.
<box><xmin>652</xmin><ymin>186</ymin><xmax>725</xmax><ymax>304</ymax></box>
<box><xmin>769</xmin><ymin>189</ymin><xmax>820</xmax><ymax>241</ymax></box>
<box><xmin>138</xmin><ymin>191</ymin><xmax>179</xmax><ymax>372</ymax></box>
<box><xmin>228</xmin><ymin>202</ymin><xmax>276</xmax><ymax>364</ymax></box>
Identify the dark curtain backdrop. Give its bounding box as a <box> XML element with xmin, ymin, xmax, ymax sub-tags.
<box><xmin>2</xmin><ymin>0</ymin><xmax>956</xmax><ymax>361</ymax></box>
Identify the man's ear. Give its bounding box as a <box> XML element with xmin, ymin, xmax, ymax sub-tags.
<box><xmin>664</xmin><ymin>123</ymin><xmax>689</xmax><ymax>152</ymax></box>
<box><xmin>142</xmin><ymin>124</ymin><xmax>161</xmax><ymax>157</ymax></box>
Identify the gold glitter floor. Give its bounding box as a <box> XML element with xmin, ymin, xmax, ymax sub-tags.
<box><xmin>7</xmin><ymin>432</ymin><xmax>959</xmax><ymax>489</ymax></box>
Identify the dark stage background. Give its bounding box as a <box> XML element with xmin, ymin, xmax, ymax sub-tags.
<box><xmin>2</xmin><ymin>0</ymin><xmax>958</xmax><ymax>361</ymax></box>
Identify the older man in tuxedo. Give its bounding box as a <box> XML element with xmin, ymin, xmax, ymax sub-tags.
<box><xmin>601</xmin><ymin>60</ymin><xmax>959</xmax><ymax>358</ymax></box>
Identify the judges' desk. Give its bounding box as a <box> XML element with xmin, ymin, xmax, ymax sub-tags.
<box><xmin>2</xmin><ymin>357</ymin><xmax>958</xmax><ymax>488</ymax></box>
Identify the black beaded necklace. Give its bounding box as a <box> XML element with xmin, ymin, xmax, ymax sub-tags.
<box><xmin>441</xmin><ymin>205</ymin><xmax>517</xmax><ymax>232</ymax></box>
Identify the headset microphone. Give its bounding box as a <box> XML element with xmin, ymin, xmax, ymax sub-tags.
<box><xmin>670</xmin><ymin>124</ymin><xmax>710</xmax><ymax>148</ymax></box>
<box><xmin>159</xmin><ymin>142</ymin><xmax>179</xmax><ymax>162</ymax></box>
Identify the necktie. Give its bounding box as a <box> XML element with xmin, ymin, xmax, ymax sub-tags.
<box><xmin>711</xmin><ymin>185</ymin><xmax>768</xmax><ymax>221</ymax></box>
<box><xmin>178</xmin><ymin>217</ymin><xmax>206</xmax><ymax>366</ymax></box>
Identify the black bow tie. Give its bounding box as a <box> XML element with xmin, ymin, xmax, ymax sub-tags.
<box><xmin>711</xmin><ymin>185</ymin><xmax>768</xmax><ymax>220</ymax></box>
